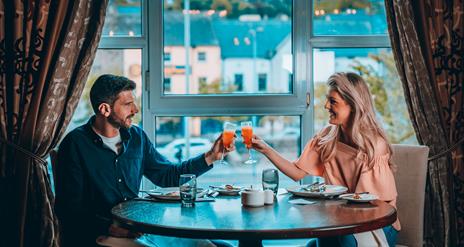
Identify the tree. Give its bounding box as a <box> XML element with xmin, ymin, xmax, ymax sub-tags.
<box><xmin>352</xmin><ymin>52</ymin><xmax>416</xmax><ymax>143</ymax></box>
<box><xmin>211</xmin><ymin>0</ymin><xmax>232</xmax><ymax>13</ymax></box>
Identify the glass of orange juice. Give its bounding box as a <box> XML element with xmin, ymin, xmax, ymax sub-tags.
<box><xmin>220</xmin><ymin>122</ymin><xmax>237</xmax><ymax>165</ymax></box>
<box><xmin>241</xmin><ymin>121</ymin><xmax>257</xmax><ymax>164</ymax></box>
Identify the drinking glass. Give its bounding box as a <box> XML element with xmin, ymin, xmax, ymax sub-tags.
<box><xmin>241</xmin><ymin>121</ymin><xmax>257</xmax><ymax>164</ymax></box>
<box><xmin>179</xmin><ymin>174</ymin><xmax>196</xmax><ymax>207</ymax></box>
<box><xmin>219</xmin><ymin>122</ymin><xmax>237</xmax><ymax>165</ymax></box>
<box><xmin>262</xmin><ymin>168</ymin><xmax>279</xmax><ymax>194</ymax></box>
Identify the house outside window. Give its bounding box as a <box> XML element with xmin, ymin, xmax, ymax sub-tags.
<box><xmin>234</xmin><ymin>74</ymin><xmax>243</xmax><ymax>91</ymax></box>
<box><xmin>164</xmin><ymin>52</ymin><xmax>171</xmax><ymax>62</ymax></box>
<box><xmin>198</xmin><ymin>52</ymin><xmax>206</xmax><ymax>62</ymax></box>
<box><xmin>258</xmin><ymin>73</ymin><xmax>267</xmax><ymax>91</ymax></box>
<box><xmin>164</xmin><ymin>77</ymin><xmax>171</xmax><ymax>92</ymax></box>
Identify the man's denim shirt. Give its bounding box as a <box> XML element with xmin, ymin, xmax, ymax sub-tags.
<box><xmin>54</xmin><ymin>116</ymin><xmax>212</xmax><ymax>245</ymax></box>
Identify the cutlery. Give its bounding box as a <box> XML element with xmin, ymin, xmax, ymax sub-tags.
<box><xmin>139</xmin><ymin>190</ymin><xmax>161</xmax><ymax>194</ymax></box>
<box><xmin>209</xmin><ymin>185</ymin><xmax>240</xmax><ymax>190</ymax></box>
<box><xmin>209</xmin><ymin>185</ymin><xmax>224</xmax><ymax>190</ymax></box>
<box><xmin>205</xmin><ymin>189</ymin><xmax>219</xmax><ymax>198</ymax></box>
<box><xmin>132</xmin><ymin>197</ymin><xmax>216</xmax><ymax>202</ymax></box>
<box><xmin>302</xmin><ymin>182</ymin><xmax>326</xmax><ymax>191</ymax></box>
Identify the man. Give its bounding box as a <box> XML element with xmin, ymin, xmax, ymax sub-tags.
<box><xmin>55</xmin><ymin>74</ymin><xmax>231</xmax><ymax>246</ymax></box>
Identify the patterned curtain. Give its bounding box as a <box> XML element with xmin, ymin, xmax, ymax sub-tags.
<box><xmin>385</xmin><ymin>0</ymin><xmax>464</xmax><ymax>246</ymax></box>
<box><xmin>0</xmin><ymin>1</ymin><xmax>108</xmax><ymax>246</ymax></box>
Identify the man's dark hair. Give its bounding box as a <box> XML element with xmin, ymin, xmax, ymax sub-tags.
<box><xmin>89</xmin><ymin>74</ymin><xmax>136</xmax><ymax>114</ymax></box>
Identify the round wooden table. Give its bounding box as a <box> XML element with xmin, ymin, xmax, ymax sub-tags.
<box><xmin>111</xmin><ymin>195</ymin><xmax>397</xmax><ymax>246</ymax></box>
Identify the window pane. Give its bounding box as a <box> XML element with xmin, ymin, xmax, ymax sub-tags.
<box><xmin>163</xmin><ymin>0</ymin><xmax>292</xmax><ymax>95</ymax></box>
<box><xmin>312</xmin><ymin>48</ymin><xmax>417</xmax><ymax>144</ymax></box>
<box><xmin>103</xmin><ymin>0</ymin><xmax>142</xmax><ymax>37</ymax></box>
<box><xmin>313</xmin><ymin>0</ymin><xmax>387</xmax><ymax>35</ymax></box>
<box><xmin>154</xmin><ymin>116</ymin><xmax>300</xmax><ymax>188</ymax></box>
<box><xmin>68</xmin><ymin>49</ymin><xmax>143</xmax><ymax>132</ymax></box>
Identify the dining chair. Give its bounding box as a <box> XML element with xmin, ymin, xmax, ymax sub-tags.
<box><xmin>391</xmin><ymin>144</ymin><xmax>429</xmax><ymax>247</ymax></box>
<box><xmin>50</xmin><ymin>149</ymin><xmax>149</xmax><ymax>247</ymax></box>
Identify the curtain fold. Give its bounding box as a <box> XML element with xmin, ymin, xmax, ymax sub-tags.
<box><xmin>0</xmin><ymin>1</ymin><xmax>108</xmax><ymax>246</ymax></box>
<box><xmin>385</xmin><ymin>0</ymin><xmax>464</xmax><ymax>246</ymax></box>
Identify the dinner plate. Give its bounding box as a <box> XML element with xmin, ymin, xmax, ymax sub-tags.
<box><xmin>216</xmin><ymin>188</ymin><xmax>241</xmax><ymax>196</ymax></box>
<box><xmin>147</xmin><ymin>187</ymin><xmax>204</xmax><ymax>201</ymax></box>
<box><xmin>211</xmin><ymin>185</ymin><xmax>242</xmax><ymax>196</ymax></box>
<box><xmin>286</xmin><ymin>185</ymin><xmax>348</xmax><ymax>198</ymax></box>
<box><xmin>339</xmin><ymin>193</ymin><xmax>378</xmax><ymax>202</ymax></box>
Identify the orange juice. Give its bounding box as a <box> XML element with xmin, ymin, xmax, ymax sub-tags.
<box><xmin>222</xmin><ymin>130</ymin><xmax>235</xmax><ymax>148</ymax></box>
<box><xmin>241</xmin><ymin>126</ymin><xmax>253</xmax><ymax>148</ymax></box>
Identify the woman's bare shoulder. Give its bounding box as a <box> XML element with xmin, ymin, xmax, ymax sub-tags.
<box><xmin>373</xmin><ymin>137</ymin><xmax>390</xmax><ymax>156</ymax></box>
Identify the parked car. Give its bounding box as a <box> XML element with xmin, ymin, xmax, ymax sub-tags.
<box><xmin>157</xmin><ymin>138</ymin><xmax>212</xmax><ymax>162</ymax></box>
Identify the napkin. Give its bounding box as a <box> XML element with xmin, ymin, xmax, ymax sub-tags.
<box><xmin>288</xmin><ymin>199</ymin><xmax>316</xmax><ymax>205</ymax></box>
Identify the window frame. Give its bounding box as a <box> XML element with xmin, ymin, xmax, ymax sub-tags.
<box><xmin>146</xmin><ymin>0</ymin><xmax>392</xmax><ymax>155</ymax></box>
<box><xmin>148</xmin><ymin>1</ymin><xmax>309</xmax><ymax>119</ymax></box>
<box><xmin>98</xmin><ymin>0</ymin><xmax>151</xmax><ymax>136</ymax></box>
<box><xmin>91</xmin><ymin>0</ymin><xmax>395</xmax><ymax>187</ymax></box>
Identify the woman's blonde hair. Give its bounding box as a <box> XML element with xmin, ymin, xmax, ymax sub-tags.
<box><xmin>317</xmin><ymin>72</ymin><xmax>393</xmax><ymax>168</ymax></box>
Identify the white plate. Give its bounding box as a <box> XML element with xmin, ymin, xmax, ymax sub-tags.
<box><xmin>339</xmin><ymin>193</ymin><xmax>379</xmax><ymax>202</ymax></box>
<box><xmin>214</xmin><ymin>185</ymin><xmax>242</xmax><ymax>196</ymax></box>
<box><xmin>286</xmin><ymin>185</ymin><xmax>348</xmax><ymax>198</ymax></box>
<box><xmin>217</xmin><ymin>189</ymin><xmax>241</xmax><ymax>196</ymax></box>
<box><xmin>147</xmin><ymin>187</ymin><xmax>204</xmax><ymax>201</ymax></box>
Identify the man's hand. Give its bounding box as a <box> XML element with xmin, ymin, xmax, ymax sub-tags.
<box><xmin>108</xmin><ymin>224</ymin><xmax>142</xmax><ymax>239</ymax></box>
<box><xmin>205</xmin><ymin>133</ymin><xmax>236</xmax><ymax>165</ymax></box>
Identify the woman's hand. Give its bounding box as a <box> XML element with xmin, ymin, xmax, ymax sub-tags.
<box><xmin>250</xmin><ymin>134</ymin><xmax>271</xmax><ymax>154</ymax></box>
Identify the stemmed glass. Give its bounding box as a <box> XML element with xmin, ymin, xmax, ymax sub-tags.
<box><xmin>241</xmin><ymin>121</ymin><xmax>257</xmax><ymax>164</ymax></box>
<box><xmin>219</xmin><ymin>122</ymin><xmax>237</xmax><ymax>165</ymax></box>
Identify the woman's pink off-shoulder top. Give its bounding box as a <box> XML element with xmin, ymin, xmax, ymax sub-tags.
<box><xmin>294</xmin><ymin>138</ymin><xmax>401</xmax><ymax>230</ymax></box>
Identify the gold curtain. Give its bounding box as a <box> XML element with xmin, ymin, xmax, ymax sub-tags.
<box><xmin>0</xmin><ymin>0</ymin><xmax>108</xmax><ymax>246</ymax></box>
<box><xmin>385</xmin><ymin>0</ymin><xmax>464</xmax><ymax>246</ymax></box>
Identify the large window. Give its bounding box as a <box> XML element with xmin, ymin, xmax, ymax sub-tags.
<box><xmin>312</xmin><ymin>48</ymin><xmax>416</xmax><ymax>143</ymax></box>
<box><xmin>312</xmin><ymin>0</ymin><xmax>388</xmax><ymax>35</ymax></box>
<box><xmin>155</xmin><ymin>116</ymin><xmax>300</xmax><ymax>188</ymax></box>
<box><xmin>63</xmin><ymin>0</ymin><xmax>416</xmax><ymax>190</ymax></box>
<box><xmin>310</xmin><ymin>0</ymin><xmax>416</xmax><ymax>145</ymax></box>
<box><xmin>102</xmin><ymin>0</ymin><xmax>142</xmax><ymax>37</ymax></box>
<box><xmin>161</xmin><ymin>0</ymin><xmax>293</xmax><ymax>96</ymax></box>
<box><xmin>67</xmin><ymin>0</ymin><xmax>146</xmax><ymax>132</ymax></box>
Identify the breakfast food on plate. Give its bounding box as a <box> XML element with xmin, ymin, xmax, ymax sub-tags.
<box><xmin>165</xmin><ymin>191</ymin><xmax>180</xmax><ymax>196</ymax></box>
<box><xmin>225</xmin><ymin>184</ymin><xmax>239</xmax><ymax>190</ymax></box>
<box><xmin>308</xmin><ymin>183</ymin><xmax>326</xmax><ymax>192</ymax></box>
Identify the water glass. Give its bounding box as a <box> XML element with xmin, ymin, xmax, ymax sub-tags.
<box><xmin>262</xmin><ymin>168</ymin><xmax>279</xmax><ymax>194</ymax></box>
<box><xmin>179</xmin><ymin>174</ymin><xmax>196</xmax><ymax>207</ymax></box>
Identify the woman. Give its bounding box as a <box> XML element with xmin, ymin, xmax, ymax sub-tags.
<box><xmin>251</xmin><ymin>72</ymin><xmax>399</xmax><ymax>247</ymax></box>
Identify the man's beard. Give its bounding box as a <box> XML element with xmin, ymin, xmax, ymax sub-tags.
<box><xmin>108</xmin><ymin>112</ymin><xmax>133</xmax><ymax>129</ymax></box>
